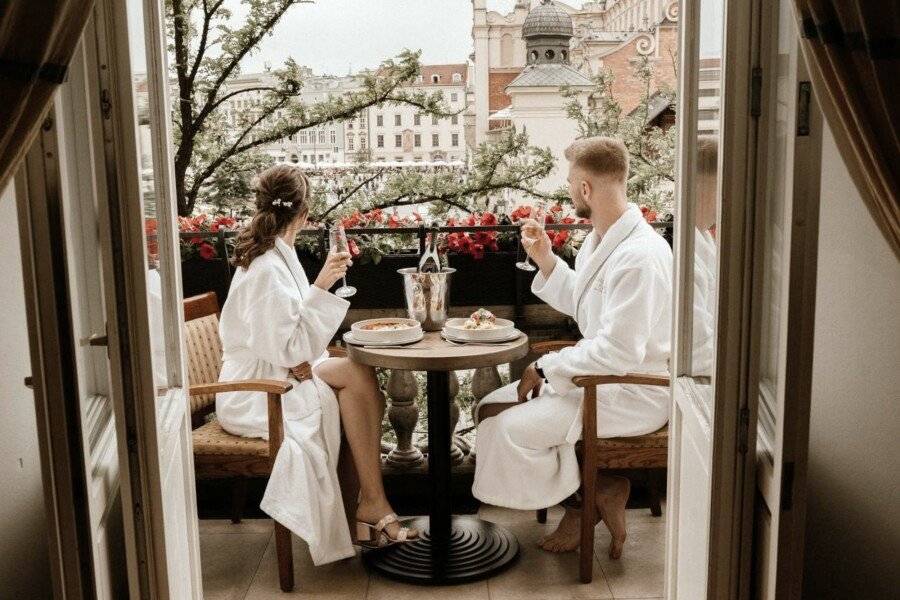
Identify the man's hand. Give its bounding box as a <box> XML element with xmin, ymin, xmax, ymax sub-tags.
<box><xmin>520</xmin><ymin>219</ymin><xmax>556</xmax><ymax>276</ymax></box>
<box><xmin>517</xmin><ymin>363</ymin><xmax>544</xmax><ymax>402</ymax></box>
<box><xmin>313</xmin><ymin>251</ymin><xmax>352</xmax><ymax>291</ymax></box>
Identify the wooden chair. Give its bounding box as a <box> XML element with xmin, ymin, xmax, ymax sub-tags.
<box><xmin>528</xmin><ymin>341</ymin><xmax>669</xmax><ymax>584</ymax></box>
<box><xmin>183</xmin><ymin>291</ymin><xmax>348</xmax><ymax>593</ymax></box>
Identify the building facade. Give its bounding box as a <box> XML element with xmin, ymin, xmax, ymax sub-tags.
<box><xmin>471</xmin><ymin>0</ymin><xmax>686</xmax><ymax>146</ymax></box>
<box><xmin>369</xmin><ymin>64</ymin><xmax>469</xmax><ymax>164</ymax></box>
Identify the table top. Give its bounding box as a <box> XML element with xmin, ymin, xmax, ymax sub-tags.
<box><xmin>345</xmin><ymin>331</ymin><xmax>529</xmax><ymax>371</ymax></box>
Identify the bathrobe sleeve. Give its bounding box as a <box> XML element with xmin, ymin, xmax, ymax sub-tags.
<box><xmin>538</xmin><ymin>262</ymin><xmax>668</xmax><ymax>394</ymax></box>
<box><xmin>242</xmin><ymin>269</ymin><xmax>350</xmax><ymax>368</ymax></box>
<box><xmin>531</xmin><ymin>255</ymin><xmax>577</xmax><ymax>317</ymax></box>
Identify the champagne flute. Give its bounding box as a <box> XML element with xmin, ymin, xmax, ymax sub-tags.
<box><xmin>329</xmin><ymin>224</ymin><xmax>357</xmax><ymax>298</ymax></box>
<box><xmin>516</xmin><ymin>200</ymin><xmax>547</xmax><ymax>272</ymax></box>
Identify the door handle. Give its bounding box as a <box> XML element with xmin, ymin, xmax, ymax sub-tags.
<box><xmin>84</xmin><ymin>333</ymin><xmax>108</xmax><ymax>347</ymax></box>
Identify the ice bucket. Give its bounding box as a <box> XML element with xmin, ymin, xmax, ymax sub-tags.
<box><xmin>397</xmin><ymin>267</ymin><xmax>456</xmax><ymax>331</ymax></box>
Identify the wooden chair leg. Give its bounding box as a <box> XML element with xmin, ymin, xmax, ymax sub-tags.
<box><xmin>536</xmin><ymin>508</ymin><xmax>548</xmax><ymax>523</ymax></box>
<box><xmin>230</xmin><ymin>478</ymin><xmax>248</xmax><ymax>524</ymax></box>
<box><xmin>274</xmin><ymin>522</ymin><xmax>294</xmax><ymax>592</ymax></box>
<box><xmin>579</xmin><ymin>385</ymin><xmax>598</xmax><ymax>584</ymax></box>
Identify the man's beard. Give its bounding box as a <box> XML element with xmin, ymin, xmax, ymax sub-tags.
<box><xmin>574</xmin><ymin>196</ymin><xmax>592</xmax><ymax>219</ymax></box>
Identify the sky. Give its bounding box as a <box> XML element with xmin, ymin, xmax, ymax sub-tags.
<box><xmin>234</xmin><ymin>0</ymin><xmax>589</xmax><ymax>76</ymax></box>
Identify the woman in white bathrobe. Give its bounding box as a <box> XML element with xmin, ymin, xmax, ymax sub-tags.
<box><xmin>217</xmin><ymin>165</ymin><xmax>415</xmax><ymax>565</ymax></box>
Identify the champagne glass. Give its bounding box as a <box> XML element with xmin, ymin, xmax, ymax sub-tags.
<box><xmin>329</xmin><ymin>224</ymin><xmax>357</xmax><ymax>298</ymax></box>
<box><xmin>516</xmin><ymin>200</ymin><xmax>547</xmax><ymax>272</ymax></box>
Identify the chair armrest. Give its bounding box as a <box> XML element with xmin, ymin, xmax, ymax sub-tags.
<box><xmin>573</xmin><ymin>374</ymin><xmax>670</xmax><ymax>388</ymax></box>
<box><xmin>529</xmin><ymin>340</ymin><xmax>578</xmax><ymax>359</ymax></box>
<box><xmin>188</xmin><ymin>379</ymin><xmax>293</xmax><ymax>396</ymax></box>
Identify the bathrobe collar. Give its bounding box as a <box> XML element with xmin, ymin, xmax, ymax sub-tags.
<box><xmin>573</xmin><ymin>203</ymin><xmax>644</xmax><ymax>316</ymax></box>
<box><xmin>274</xmin><ymin>236</ymin><xmax>310</xmax><ymax>294</ymax></box>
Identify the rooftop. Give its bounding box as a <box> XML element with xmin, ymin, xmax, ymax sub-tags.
<box><xmin>507</xmin><ymin>63</ymin><xmax>594</xmax><ymax>88</ymax></box>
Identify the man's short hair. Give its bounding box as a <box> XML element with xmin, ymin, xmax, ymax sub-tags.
<box><xmin>564</xmin><ymin>136</ymin><xmax>629</xmax><ymax>184</ymax></box>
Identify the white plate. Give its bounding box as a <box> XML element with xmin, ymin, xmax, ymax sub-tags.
<box><xmin>443</xmin><ymin>317</ymin><xmax>516</xmax><ymax>341</ymax></box>
<box><xmin>441</xmin><ymin>329</ymin><xmax>523</xmax><ymax>344</ymax></box>
<box><xmin>350</xmin><ymin>317</ymin><xmax>422</xmax><ymax>344</ymax></box>
<box><xmin>343</xmin><ymin>330</ymin><xmax>424</xmax><ymax>347</ymax></box>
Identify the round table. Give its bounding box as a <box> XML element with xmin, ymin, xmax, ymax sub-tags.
<box><xmin>347</xmin><ymin>330</ymin><xmax>529</xmax><ymax>585</ymax></box>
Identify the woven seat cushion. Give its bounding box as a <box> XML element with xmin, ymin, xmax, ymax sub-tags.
<box><xmin>184</xmin><ymin>313</ymin><xmax>223</xmax><ymax>414</ymax></box>
<box><xmin>598</xmin><ymin>424</ymin><xmax>668</xmax><ymax>449</ymax></box>
<box><xmin>192</xmin><ymin>419</ymin><xmax>269</xmax><ymax>457</ymax></box>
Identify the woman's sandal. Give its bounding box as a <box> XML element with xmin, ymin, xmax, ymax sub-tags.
<box><xmin>355</xmin><ymin>513</ymin><xmax>418</xmax><ymax>549</ymax></box>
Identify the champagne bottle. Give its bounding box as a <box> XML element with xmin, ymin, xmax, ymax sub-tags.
<box><xmin>418</xmin><ymin>222</ymin><xmax>442</xmax><ymax>273</ymax></box>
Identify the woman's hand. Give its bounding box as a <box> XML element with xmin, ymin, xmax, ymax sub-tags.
<box><xmin>313</xmin><ymin>251</ymin><xmax>352</xmax><ymax>291</ymax></box>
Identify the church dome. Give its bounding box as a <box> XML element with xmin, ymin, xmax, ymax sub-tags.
<box><xmin>522</xmin><ymin>0</ymin><xmax>574</xmax><ymax>39</ymax></box>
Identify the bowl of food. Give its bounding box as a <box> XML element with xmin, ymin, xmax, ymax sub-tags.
<box><xmin>443</xmin><ymin>308</ymin><xmax>517</xmax><ymax>342</ymax></box>
<box><xmin>350</xmin><ymin>317</ymin><xmax>423</xmax><ymax>344</ymax></box>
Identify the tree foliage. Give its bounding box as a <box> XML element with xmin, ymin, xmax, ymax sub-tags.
<box><xmin>563</xmin><ymin>53</ymin><xmax>676</xmax><ymax>211</ymax></box>
<box><xmin>167</xmin><ymin>0</ymin><xmax>459</xmax><ymax>215</ymax></box>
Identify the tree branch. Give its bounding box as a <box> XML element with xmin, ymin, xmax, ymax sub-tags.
<box><xmin>318</xmin><ymin>170</ymin><xmax>387</xmax><ymax>221</ymax></box>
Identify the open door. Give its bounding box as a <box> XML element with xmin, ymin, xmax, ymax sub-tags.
<box><xmin>91</xmin><ymin>0</ymin><xmax>203</xmax><ymax>596</ymax></box>
<box><xmin>665</xmin><ymin>0</ymin><xmax>760</xmax><ymax>597</ymax></box>
<box><xmin>748</xmin><ymin>0</ymin><xmax>821</xmax><ymax>596</ymax></box>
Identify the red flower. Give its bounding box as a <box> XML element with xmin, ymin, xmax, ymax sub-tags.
<box><xmin>552</xmin><ymin>230</ymin><xmax>570</xmax><ymax>249</ymax></box>
<box><xmin>387</xmin><ymin>214</ymin><xmax>402</xmax><ymax>228</ymax></box>
<box><xmin>347</xmin><ymin>239</ymin><xmax>360</xmax><ymax>257</ymax></box>
<box><xmin>198</xmin><ymin>243</ymin><xmax>217</xmax><ymax>260</ymax></box>
<box><xmin>562</xmin><ymin>216</ymin><xmax>576</xmax><ymax>224</ymax></box>
<box><xmin>189</xmin><ymin>236</ymin><xmax>204</xmax><ymax>245</ymax></box>
<box><xmin>480</xmin><ymin>212</ymin><xmax>498</xmax><ymax>226</ymax></box>
<box><xmin>465</xmin><ymin>214</ymin><xmax>477</xmax><ymax>226</ymax></box>
<box><xmin>543</xmin><ymin>213</ymin><xmax>555</xmax><ymax>225</ymax></box>
<box><xmin>550</xmin><ymin>203</ymin><xmax>563</xmax><ymax>213</ymax></box>
<box><xmin>510</xmin><ymin>206</ymin><xmax>531</xmax><ymax>221</ymax></box>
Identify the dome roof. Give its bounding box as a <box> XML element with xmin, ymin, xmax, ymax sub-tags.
<box><xmin>522</xmin><ymin>0</ymin><xmax>574</xmax><ymax>39</ymax></box>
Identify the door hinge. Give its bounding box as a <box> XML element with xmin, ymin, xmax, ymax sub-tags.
<box><xmin>780</xmin><ymin>461</ymin><xmax>795</xmax><ymax>511</ymax></box>
<box><xmin>796</xmin><ymin>81</ymin><xmax>812</xmax><ymax>136</ymax></box>
<box><xmin>100</xmin><ymin>89</ymin><xmax>112</xmax><ymax>119</ymax></box>
<box><xmin>750</xmin><ymin>67</ymin><xmax>763</xmax><ymax>118</ymax></box>
<box><xmin>738</xmin><ymin>406</ymin><xmax>750</xmax><ymax>454</ymax></box>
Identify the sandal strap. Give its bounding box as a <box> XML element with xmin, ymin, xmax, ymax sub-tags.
<box><xmin>374</xmin><ymin>513</ymin><xmax>399</xmax><ymax>533</ymax></box>
<box><xmin>396</xmin><ymin>527</ymin><xmax>409</xmax><ymax>542</ymax></box>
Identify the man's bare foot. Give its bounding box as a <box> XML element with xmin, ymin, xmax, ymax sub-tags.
<box><xmin>596</xmin><ymin>476</ymin><xmax>630</xmax><ymax>559</ymax></box>
<box><xmin>356</xmin><ymin>498</ymin><xmax>418</xmax><ymax>542</ymax></box>
<box><xmin>538</xmin><ymin>506</ymin><xmax>584</xmax><ymax>553</ymax></box>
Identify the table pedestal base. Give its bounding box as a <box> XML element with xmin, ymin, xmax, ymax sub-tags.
<box><xmin>361</xmin><ymin>515</ymin><xmax>519</xmax><ymax>585</ymax></box>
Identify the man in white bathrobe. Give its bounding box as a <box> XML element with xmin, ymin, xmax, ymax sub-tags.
<box><xmin>473</xmin><ymin>136</ymin><xmax>672</xmax><ymax>559</ymax></box>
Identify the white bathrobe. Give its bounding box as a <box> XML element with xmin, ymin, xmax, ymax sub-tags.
<box><xmin>692</xmin><ymin>228</ymin><xmax>718</xmax><ymax>377</ymax></box>
<box><xmin>217</xmin><ymin>237</ymin><xmax>355</xmax><ymax>565</ymax></box>
<box><xmin>473</xmin><ymin>204</ymin><xmax>673</xmax><ymax>510</ymax></box>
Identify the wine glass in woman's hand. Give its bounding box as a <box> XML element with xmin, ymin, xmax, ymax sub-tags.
<box><xmin>321</xmin><ymin>224</ymin><xmax>356</xmax><ymax>298</ymax></box>
<box><xmin>516</xmin><ymin>201</ymin><xmax>547</xmax><ymax>272</ymax></box>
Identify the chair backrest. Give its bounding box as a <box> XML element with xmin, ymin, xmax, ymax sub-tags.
<box><xmin>183</xmin><ymin>292</ymin><xmax>223</xmax><ymax>416</ymax></box>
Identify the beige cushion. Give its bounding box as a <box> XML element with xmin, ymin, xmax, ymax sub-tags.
<box><xmin>184</xmin><ymin>314</ymin><xmax>223</xmax><ymax>414</ymax></box>
<box><xmin>192</xmin><ymin>419</ymin><xmax>269</xmax><ymax>457</ymax></box>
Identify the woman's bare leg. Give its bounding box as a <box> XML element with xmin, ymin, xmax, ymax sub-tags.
<box><xmin>315</xmin><ymin>357</ymin><xmax>415</xmax><ymax>540</ymax></box>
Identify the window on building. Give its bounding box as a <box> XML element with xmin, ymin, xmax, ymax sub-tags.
<box><xmin>347</xmin><ymin>122</ymin><xmax>353</xmax><ymax>130</ymax></box>
<box><xmin>394</xmin><ymin>114</ymin><xmax>402</xmax><ymax>126</ymax></box>
<box><xmin>452</xmin><ymin>73</ymin><xmax>462</xmax><ymax>83</ymax></box>
<box><xmin>451</xmin><ymin>114</ymin><xmax>458</xmax><ymax>125</ymax></box>
<box><xmin>431</xmin><ymin>74</ymin><xmax>440</xmax><ymax>84</ymax></box>
<box><xmin>395</xmin><ymin>156</ymin><xmax>403</xmax><ymax>162</ymax></box>
<box><xmin>377</xmin><ymin>134</ymin><xmax>384</xmax><ymax>148</ymax></box>
<box><xmin>348</xmin><ymin>136</ymin><xmax>355</xmax><ymax>150</ymax></box>
<box><xmin>414</xmin><ymin>134</ymin><xmax>421</xmax><ymax>147</ymax></box>
<box><xmin>318</xmin><ymin>130</ymin><xmax>327</xmax><ymax>144</ymax></box>
<box><xmin>299</xmin><ymin>131</ymin><xmax>308</xmax><ymax>144</ymax></box>
<box><xmin>451</xmin><ymin>92</ymin><xmax>458</xmax><ymax>102</ymax></box>
<box><xmin>432</xmin><ymin>115</ymin><xmax>439</xmax><ymax>126</ymax></box>
<box><xmin>318</xmin><ymin>154</ymin><xmax>324</xmax><ymax>162</ymax></box>
<box><xmin>376</xmin><ymin>114</ymin><xmax>383</xmax><ymax>127</ymax></box>
<box><xmin>301</xmin><ymin>155</ymin><xmax>306</xmax><ymax>162</ymax></box>
<box><xmin>395</xmin><ymin>134</ymin><xmax>402</xmax><ymax>147</ymax></box>
<box><xmin>545</xmin><ymin>49</ymin><xmax>555</xmax><ymax>60</ymax></box>
<box><xmin>290</xmin><ymin>154</ymin><xmax>298</xmax><ymax>163</ymax></box>
<box><xmin>330</xmin><ymin>130</ymin><xmax>336</xmax><ymax>143</ymax></box>
<box><xmin>452</xmin><ymin>133</ymin><xmax>459</xmax><ymax>147</ymax></box>
<box><xmin>415</xmin><ymin>74</ymin><xmax>423</xmax><ymax>83</ymax></box>
<box><xmin>414</xmin><ymin>113</ymin><xmax>421</xmax><ymax>126</ymax></box>
<box><xmin>432</xmin><ymin>133</ymin><xmax>439</xmax><ymax>147</ymax></box>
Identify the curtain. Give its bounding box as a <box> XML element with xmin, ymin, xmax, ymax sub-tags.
<box><xmin>0</xmin><ymin>1</ymin><xmax>95</xmax><ymax>192</ymax></box>
<box><xmin>793</xmin><ymin>0</ymin><xmax>900</xmax><ymax>260</ymax></box>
